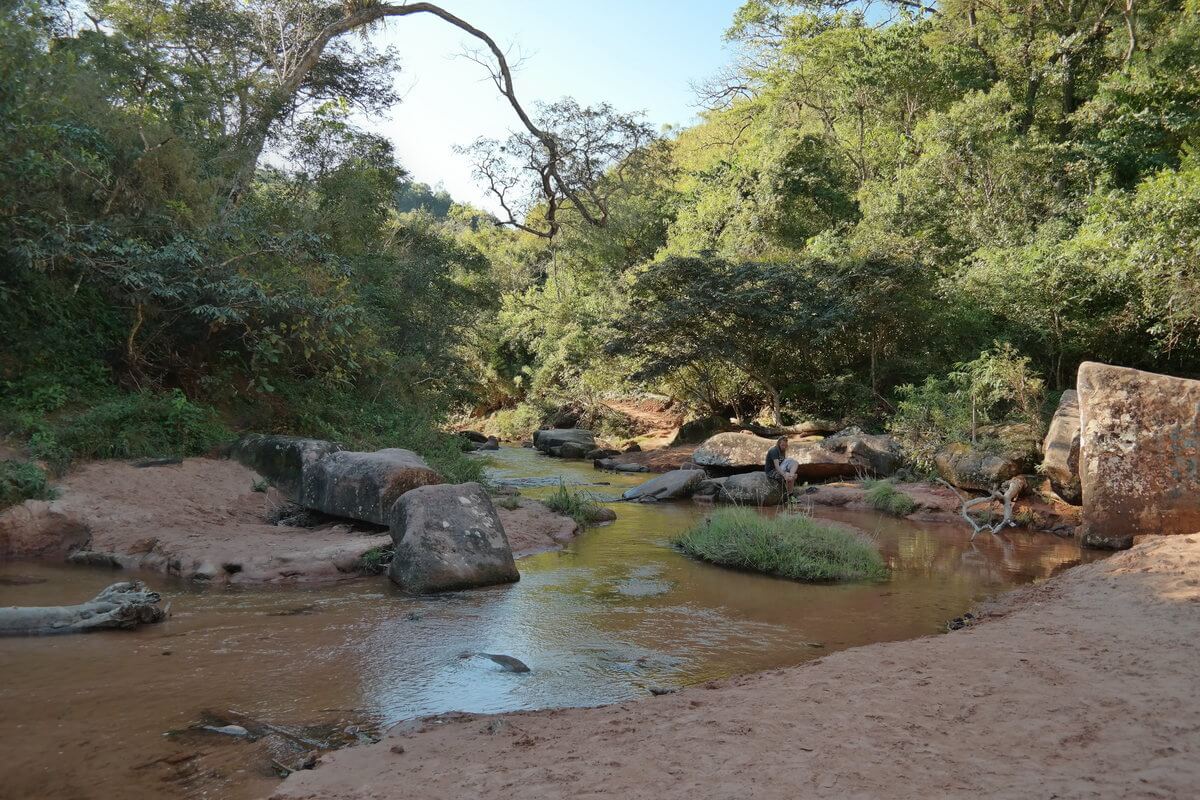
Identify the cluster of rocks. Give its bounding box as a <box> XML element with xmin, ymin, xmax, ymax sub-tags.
<box><xmin>231</xmin><ymin>436</ymin><xmax>518</xmax><ymax>593</ymax></box>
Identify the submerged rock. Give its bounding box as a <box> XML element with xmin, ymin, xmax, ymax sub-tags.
<box><xmin>622</xmin><ymin>469</ymin><xmax>707</xmax><ymax>502</ymax></box>
<box><xmin>1078</xmin><ymin>362</ymin><xmax>1200</xmax><ymax>549</ymax></box>
<box><xmin>1042</xmin><ymin>390</ymin><xmax>1081</xmax><ymax>504</ymax></box>
<box><xmin>230</xmin><ymin>435</ymin><xmax>343</xmax><ymax>502</ymax></box>
<box><xmin>301</xmin><ymin>448</ymin><xmax>442</xmax><ymax>526</ymax></box>
<box><xmin>387</xmin><ymin>482</ymin><xmax>519</xmax><ymax>593</ymax></box>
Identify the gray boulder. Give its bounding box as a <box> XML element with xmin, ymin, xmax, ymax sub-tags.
<box><xmin>1041</xmin><ymin>390</ymin><xmax>1081</xmax><ymax>504</ymax></box>
<box><xmin>533</xmin><ymin>428</ymin><xmax>596</xmax><ymax>456</ymax></box>
<box><xmin>692</xmin><ymin>431</ymin><xmax>862</xmax><ymax>480</ymax></box>
<box><xmin>387</xmin><ymin>482</ymin><xmax>519</xmax><ymax>593</ymax></box>
<box><xmin>692</xmin><ymin>432</ymin><xmax>777</xmax><ymax>471</ymax></box>
<box><xmin>934</xmin><ymin>443</ymin><xmax>1024</xmax><ymax>492</ymax></box>
<box><xmin>696</xmin><ymin>472</ymin><xmax>786</xmax><ymax>506</ymax></box>
<box><xmin>555</xmin><ymin>441</ymin><xmax>593</xmax><ymax>459</ymax></box>
<box><xmin>474</xmin><ymin>436</ymin><xmax>500</xmax><ymax>451</ymax></box>
<box><xmin>621</xmin><ymin>469</ymin><xmax>707</xmax><ymax>502</ymax></box>
<box><xmin>822</xmin><ymin>428</ymin><xmax>902</xmax><ymax>477</ymax></box>
<box><xmin>229</xmin><ymin>434</ymin><xmax>343</xmax><ymax>502</ymax></box>
<box><xmin>301</xmin><ymin>448</ymin><xmax>442</xmax><ymax>525</ymax></box>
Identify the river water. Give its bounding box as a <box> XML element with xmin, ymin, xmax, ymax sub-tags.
<box><xmin>0</xmin><ymin>447</ymin><xmax>1099</xmax><ymax>799</ymax></box>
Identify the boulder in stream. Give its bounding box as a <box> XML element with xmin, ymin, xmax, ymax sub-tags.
<box><xmin>695</xmin><ymin>472</ymin><xmax>786</xmax><ymax>506</ymax></box>
<box><xmin>692</xmin><ymin>432</ymin><xmax>862</xmax><ymax>480</ymax></box>
<box><xmin>533</xmin><ymin>429</ymin><xmax>596</xmax><ymax>457</ymax></box>
<box><xmin>301</xmin><ymin>448</ymin><xmax>442</xmax><ymax>526</ymax></box>
<box><xmin>622</xmin><ymin>469</ymin><xmax>707</xmax><ymax>502</ymax></box>
<box><xmin>387</xmin><ymin>482</ymin><xmax>519</xmax><ymax>593</ymax></box>
<box><xmin>230</xmin><ymin>435</ymin><xmax>343</xmax><ymax>502</ymax></box>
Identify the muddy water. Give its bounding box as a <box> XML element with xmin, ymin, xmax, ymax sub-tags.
<box><xmin>0</xmin><ymin>447</ymin><xmax>1099</xmax><ymax>800</ymax></box>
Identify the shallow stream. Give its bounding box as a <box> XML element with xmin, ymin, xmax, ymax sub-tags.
<box><xmin>0</xmin><ymin>447</ymin><xmax>1099</xmax><ymax>799</ymax></box>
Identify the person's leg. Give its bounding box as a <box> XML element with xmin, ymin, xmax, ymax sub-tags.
<box><xmin>783</xmin><ymin>463</ymin><xmax>798</xmax><ymax>495</ymax></box>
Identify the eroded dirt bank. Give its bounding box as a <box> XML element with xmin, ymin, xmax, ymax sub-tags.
<box><xmin>275</xmin><ymin>535</ymin><xmax>1200</xmax><ymax>800</ymax></box>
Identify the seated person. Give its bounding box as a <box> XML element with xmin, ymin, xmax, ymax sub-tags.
<box><xmin>764</xmin><ymin>436</ymin><xmax>800</xmax><ymax>495</ymax></box>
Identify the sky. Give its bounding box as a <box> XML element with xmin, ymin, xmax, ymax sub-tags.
<box><xmin>363</xmin><ymin>0</ymin><xmax>744</xmax><ymax>211</ymax></box>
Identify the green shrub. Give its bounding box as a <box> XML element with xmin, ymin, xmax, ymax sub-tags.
<box><xmin>358</xmin><ymin>544</ymin><xmax>393</xmax><ymax>575</ymax></box>
<box><xmin>0</xmin><ymin>460</ymin><xmax>56</xmax><ymax>510</ymax></box>
<box><xmin>55</xmin><ymin>390</ymin><xmax>230</xmax><ymax>463</ymax></box>
<box><xmin>542</xmin><ymin>480</ymin><xmax>606</xmax><ymax>526</ymax></box>
<box><xmin>486</xmin><ymin>404</ymin><xmax>543</xmax><ymax>440</ymax></box>
<box><xmin>673</xmin><ymin>508</ymin><xmax>888</xmax><ymax>582</ymax></box>
<box><xmin>863</xmin><ymin>478</ymin><xmax>917</xmax><ymax>517</ymax></box>
<box><xmin>493</xmin><ymin>493</ymin><xmax>522</xmax><ymax>510</ymax></box>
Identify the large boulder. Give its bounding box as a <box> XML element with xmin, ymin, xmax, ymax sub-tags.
<box><xmin>821</xmin><ymin>428</ymin><xmax>902</xmax><ymax>477</ymax></box>
<box><xmin>387</xmin><ymin>482</ymin><xmax>519</xmax><ymax>593</ymax></box>
<box><xmin>533</xmin><ymin>428</ymin><xmax>596</xmax><ymax>456</ymax></box>
<box><xmin>934</xmin><ymin>443</ymin><xmax>1024</xmax><ymax>492</ymax></box>
<box><xmin>301</xmin><ymin>448</ymin><xmax>442</xmax><ymax>526</ymax></box>
<box><xmin>1077</xmin><ymin>362</ymin><xmax>1200</xmax><ymax>549</ymax></box>
<box><xmin>554</xmin><ymin>441</ymin><xmax>593</xmax><ymax>459</ymax></box>
<box><xmin>229</xmin><ymin>434</ymin><xmax>343</xmax><ymax>502</ymax></box>
<box><xmin>695</xmin><ymin>472</ymin><xmax>786</xmax><ymax>506</ymax></box>
<box><xmin>621</xmin><ymin>468</ymin><xmax>707</xmax><ymax>502</ymax></box>
<box><xmin>670</xmin><ymin>416</ymin><xmax>737</xmax><ymax>446</ymax></box>
<box><xmin>692</xmin><ymin>432</ymin><xmax>777</xmax><ymax>471</ymax></box>
<box><xmin>1042</xmin><ymin>390</ymin><xmax>1081</xmax><ymax>504</ymax></box>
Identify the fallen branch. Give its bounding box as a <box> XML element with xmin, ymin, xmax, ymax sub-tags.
<box><xmin>0</xmin><ymin>581</ymin><xmax>167</xmax><ymax>636</ymax></box>
<box><xmin>937</xmin><ymin>477</ymin><xmax>1028</xmax><ymax>539</ymax></box>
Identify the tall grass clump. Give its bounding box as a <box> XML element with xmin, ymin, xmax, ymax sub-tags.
<box><xmin>863</xmin><ymin>478</ymin><xmax>917</xmax><ymax>517</ymax></box>
<box><xmin>542</xmin><ymin>480</ymin><xmax>608</xmax><ymax>526</ymax></box>
<box><xmin>0</xmin><ymin>460</ymin><xmax>56</xmax><ymax>510</ymax></box>
<box><xmin>673</xmin><ymin>508</ymin><xmax>888</xmax><ymax>582</ymax></box>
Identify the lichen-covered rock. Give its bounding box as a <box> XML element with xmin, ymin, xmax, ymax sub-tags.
<box><xmin>230</xmin><ymin>434</ymin><xmax>343</xmax><ymax>502</ymax></box>
<box><xmin>1042</xmin><ymin>390</ymin><xmax>1081</xmax><ymax>504</ymax></box>
<box><xmin>622</xmin><ymin>469</ymin><xmax>707</xmax><ymax>502</ymax></box>
<box><xmin>692</xmin><ymin>432</ymin><xmax>776</xmax><ymax>471</ymax></box>
<box><xmin>934</xmin><ymin>443</ymin><xmax>1024</xmax><ymax>492</ymax></box>
<box><xmin>822</xmin><ymin>428</ymin><xmax>902</xmax><ymax>477</ymax></box>
<box><xmin>1078</xmin><ymin>362</ymin><xmax>1200</xmax><ymax>549</ymax></box>
<box><xmin>301</xmin><ymin>448</ymin><xmax>442</xmax><ymax>525</ymax></box>
<box><xmin>387</xmin><ymin>482</ymin><xmax>519</xmax><ymax>593</ymax></box>
<box><xmin>692</xmin><ymin>431</ymin><xmax>863</xmax><ymax>480</ymax></box>
<box><xmin>0</xmin><ymin>500</ymin><xmax>90</xmax><ymax>560</ymax></box>
<box><xmin>696</xmin><ymin>472</ymin><xmax>786</xmax><ymax>506</ymax></box>
<box><xmin>533</xmin><ymin>429</ymin><xmax>596</xmax><ymax>456</ymax></box>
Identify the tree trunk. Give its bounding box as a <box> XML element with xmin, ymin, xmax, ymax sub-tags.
<box><xmin>0</xmin><ymin>581</ymin><xmax>167</xmax><ymax>636</ymax></box>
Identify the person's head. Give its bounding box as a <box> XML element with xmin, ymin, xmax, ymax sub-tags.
<box><xmin>776</xmin><ymin>436</ymin><xmax>789</xmax><ymax>452</ymax></box>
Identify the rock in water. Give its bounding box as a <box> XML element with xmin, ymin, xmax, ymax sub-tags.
<box><xmin>621</xmin><ymin>469</ymin><xmax>707</xmax><ymax>502</ymax></box>
<box><xmin>477</xmin><ymin>653</ymin><xmax>530</xmax><ymax>673</ymax></box>
<box><xmin>230</xmin><ymin>435</ymin><xmax>344</xmax><ymax>502</ymax></box>
<box><xmin>934</xmin><ymin>443</ymin><xmax>1025</xmax><ymax>492</ymax></box>
<box><xmin>1042</xmin><ymin>390</ymin><xmax>1082</xmax><ymax>504</ymax></box>
<box><xmin>1077</xmin><ymin>362</ymin><xmax>1200</xmax><ymax>549</ymax></box>
<box><xmin>301</xmin><ymin>449</ymin><xmax>442</xmax><ymax>526</ymax></box>
<box><xmin>696</xmin><ymin>472</ymin><xmax>786</xmax><ymax>506</ymax></box>
<box><xmin>387</xmin><ymin>483</ymin><xmax>519</xmax><ymax>593</ymax></box>
<box><xmin>532</xmin><ymin>428</ymin><xmax>596</xmax><ymax>456</ymax></box>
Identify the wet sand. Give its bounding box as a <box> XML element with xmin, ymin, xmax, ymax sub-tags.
<box><xmin>275</xmin><ymin>534</ymin><xmax>1200</xmax><ymax>800</ymax></box>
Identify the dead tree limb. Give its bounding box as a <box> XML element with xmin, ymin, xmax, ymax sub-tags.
<box><xmin>0</xmin><ymin>581</ymin><xmax>167</xmax><ymax>636</ymax></box>
<box><xmin>937</xmin><ymin>477</ymin><xmax>1028</xmax><ymax>539</ymax></box>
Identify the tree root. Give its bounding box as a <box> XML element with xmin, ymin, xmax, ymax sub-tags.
<box><xmin>0</xmin><ymin>580</ymin><xmax>167</xmax><ymax>635</ymax></box>
<box><xmin>937</xmin><ymin>477</ymin><xmax>1028</xmax><ymax>539</ymax></box>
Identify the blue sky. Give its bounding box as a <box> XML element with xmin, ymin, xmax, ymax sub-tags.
<box><xmin>364</xmin><ymin>0</ymin><xmax>744</xmax><ymax>210</ymax></box>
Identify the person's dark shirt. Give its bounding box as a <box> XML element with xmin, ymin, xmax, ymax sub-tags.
<box><xmin>765</xmin><ymin>444</ymin><xmax>782</xmax><ymax>476</ymax></box>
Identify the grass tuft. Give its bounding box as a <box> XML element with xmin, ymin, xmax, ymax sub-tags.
<box><xmin>863</xmin><ymin>478</ymin><xmax>917</xmax><ymax>517</ymax></box>
<box><xmin>0</xmin><ymin>460</ymin><xmax>56</xmax><ymax>510</ymax></box>
<box><xmin>542</xmin><ymin>480</ymin><xmax>607</xmax><ymax>526</ymax></box>
<box><xmin>673</xmin><ymin>507</ymin><xmax>888</xmax><ymax>582</ymax></box>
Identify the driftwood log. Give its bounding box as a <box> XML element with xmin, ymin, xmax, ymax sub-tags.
<box><xmin>0</xmin><ymin>581</ymin><xmax>167</xmax><ymax>636</ymax></box>
<box><xmin>937</xmin><ymin>477</ymin><xmax>1029</xmax><ymax>539</ymax></box>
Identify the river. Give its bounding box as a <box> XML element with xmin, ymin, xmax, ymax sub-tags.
<box><xmin>0</xmin><ymin>447</ymin><xmax>1100</xmax><ymax>799</ymax></box>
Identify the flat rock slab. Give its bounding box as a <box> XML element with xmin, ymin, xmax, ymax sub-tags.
<box><xmin>1078</xmin><ymin>361</ymin><xmax>1200</xmax><ymax>548</ymax></box>
<box><xmin>301</xmin><ymin>448</ymin><xmax>442</xmax><ymax>526</ymax></box>
<box><xmin>229</xmin><ymin>434</ymin><xmax>343</xmax><ymax>502</ymax></box>
<box><xmin>622</xmin><ymin>469</ymin><xmax>707</xmax><ymax>502</ymax></box>
<box><xmin>388</xmin><ymin>483</ymin><xmax>519</xmax><ymax>593</ymax></box>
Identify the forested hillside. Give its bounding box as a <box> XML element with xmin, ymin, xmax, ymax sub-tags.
<box><xmin>3</xmin><ymin>0</ymin><xmax>1199</xmax><ymax>479</ymax></box>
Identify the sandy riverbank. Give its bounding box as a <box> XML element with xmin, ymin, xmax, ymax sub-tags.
<box><xmin>274</xmin><ymin>534</ymin><xmax>1200</xmax><ymax>799</ymax></box>
<box><xmin>0</xmin><ymin>457</ymin><xmax>581</xmax><ymax>583</ymax></box>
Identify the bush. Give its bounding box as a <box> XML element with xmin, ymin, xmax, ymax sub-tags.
<box><xmin>863</xmin><ymin>478</ymin><xmax>917</xmax><ymax>516</ymax></box>
<box><xmin>0</xmin><ymin>460</ymin><xmax>56</xmax><ymax>510</ymax></box>
<box><xmin>543</xmin><ymin>480</ymin><xmax>607</xmax><ymax>526</ymax></box>
<box><xmin>358</xmin><ymin>544</ymin><xmax>394</xmax><ymax>575</ymax></box>
<box><xmin>673</xmin><ymin>507</ymin><xmax>888</xmax><ymax>582</ymax></box>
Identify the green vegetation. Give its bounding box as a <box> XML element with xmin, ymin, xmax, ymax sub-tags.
<box><xmin>0</xmin><ymin>461</ymin><xmax>56</xmax><ymax>511</ymax></box>
<box><xmin>4</xmin><ymin>0</ymin><xmax>1199</xmax><ymax>474</ymax></box>
<box><xmin>863</xmin><ymin>479</ymin><xmax>917</xmax><ymax>517</ymax></box>
<box><xmin>542</xmin><ymin>481</ymin><xmax>608</xmax><ymax>527</ymax></box>
<box><xmin>358</xmin><ymin>544</ymin><xmax>394</xmax><ymax>576</ymax></box>
<box><xmin>674</xmin><ymin>508</ymin><xmax>888</xmax><ymax>582</ymax></box>
<box><xmin>493</xmin><ymin>494</ymin><xmax>523</xmax><ymax>511</ymax></box>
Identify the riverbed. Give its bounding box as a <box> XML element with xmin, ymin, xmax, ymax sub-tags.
<box><xmin>0</xmin><ymin>447</ymin><xmax>1100</xmax><ymax>799</ymax></box>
